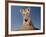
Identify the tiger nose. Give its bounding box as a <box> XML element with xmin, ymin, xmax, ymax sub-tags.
<box><xmin>25</xmin><ymin>19</ymin><xmax>28</xmax><ymax>22</ymax></box>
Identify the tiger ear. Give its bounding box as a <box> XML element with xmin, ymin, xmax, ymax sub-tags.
<box><xmin>28</xmin><ymin>8</ymin><xmax>31</xmax><ymax>13</ymax></box>
<box><xmin>29</xmin><ymin>8</ymin><xmax>32</xmax><ymax>13</ymax></box>
<box><xmin>20</xmin><ymin>9</ymin><xmax>22</xmax><ymax>12</ymax></box>
<box><xmin>20</xmin><ymin>9</ymin><xmax>23</xmax><ymax>14</ymax></box>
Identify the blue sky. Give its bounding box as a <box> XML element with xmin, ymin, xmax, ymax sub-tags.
<box><xmin>11</xmin><ymin>6</ymin><xmax>41</xmax><ymax>31</ymax></box>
